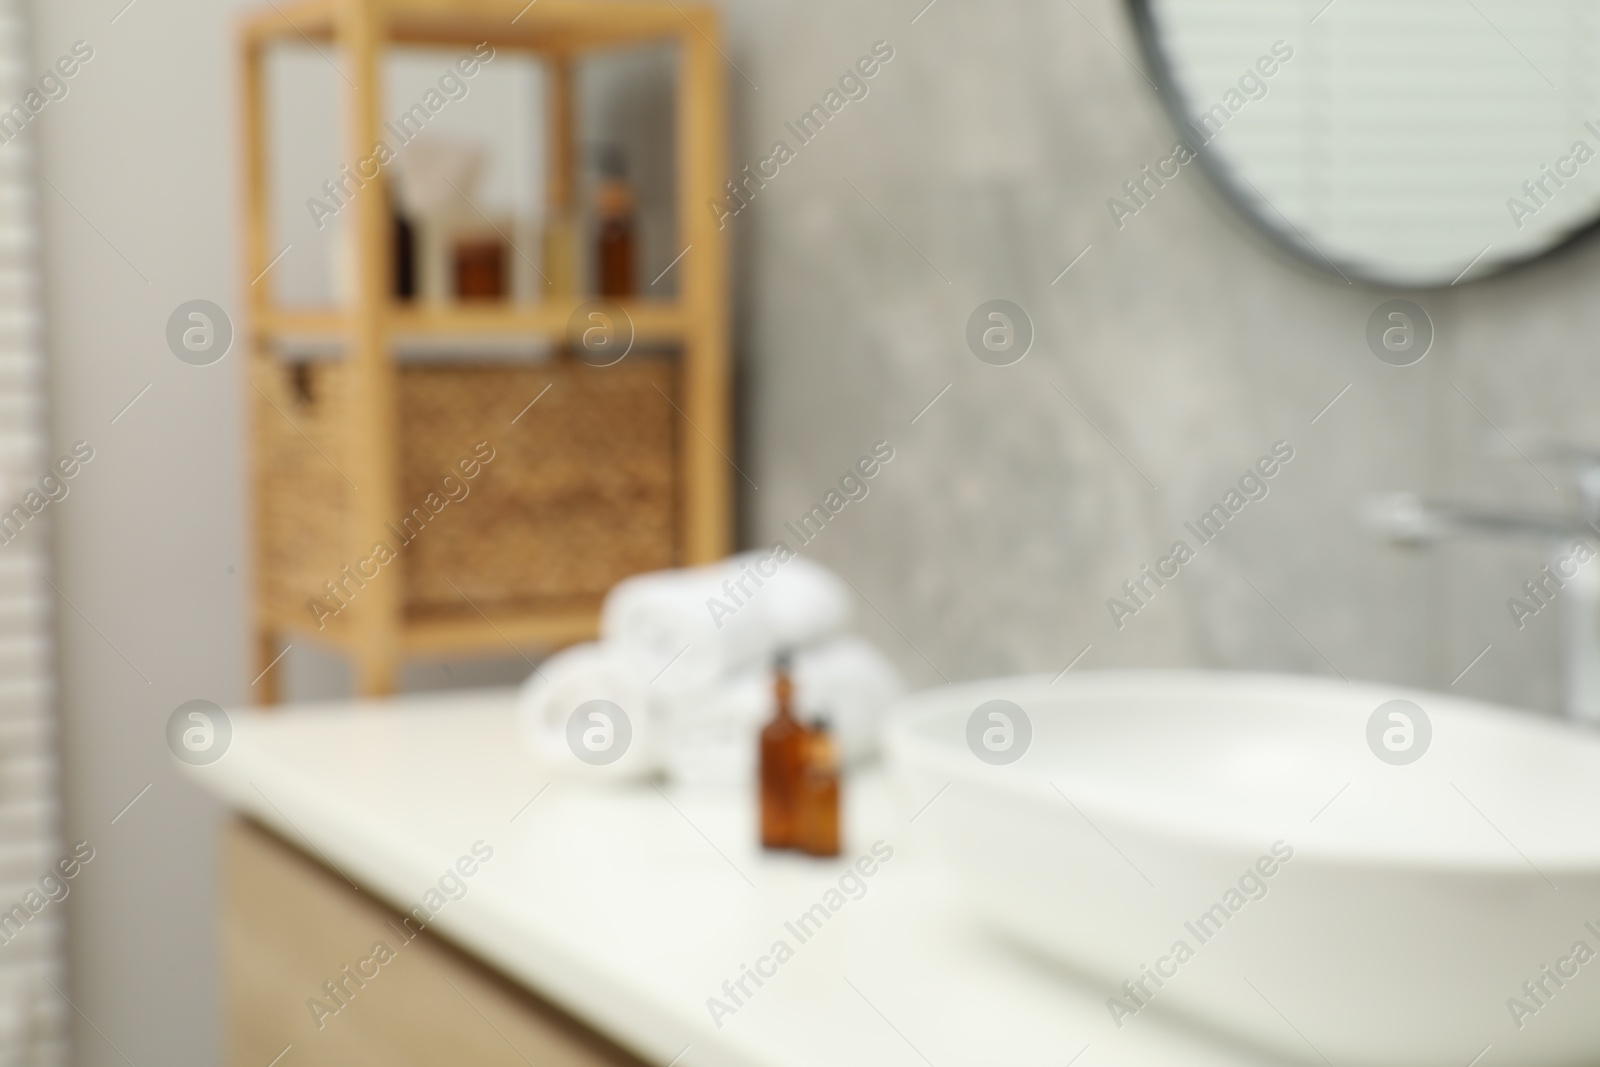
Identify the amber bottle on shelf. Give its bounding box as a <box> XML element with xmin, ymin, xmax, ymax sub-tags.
<box><xmin>759</xmin><ymin>652</ymin><xmax>803</xmax><ymax>850</ymax></box>
<box><xmin>453</xmin><ymin>236</ymin><xmax>507</xmax><ymax>300</ymax></box>
<box><xmin>593</xmin><ymin>144</ymin><xmax>635</xmax><ymax>298</ymax></box>
<box><xmin>796</xmin><ymin>718</ymin><xmax>841</xmax><ymax>857</ymax></box>
<box><xmin>392</xmin><ymin>206</ymin><xmax>416</xmax><ymax>301</ymax></box>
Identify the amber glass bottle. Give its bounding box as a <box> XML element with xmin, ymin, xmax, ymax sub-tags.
<box><xmin>453</xmin><ymin>237</ymin><xmax>507</xmax><ymax>300</ymax></box>
<box><xmin>594</xmin><ymin>145</ymin><xmax>635</xmax><ymax>297</ymax></box>
<box><xmin>796</xmin><ymin>719</ymin><xmax>841</xmax><ymax>857</ymax></box>
<box><xmin>759</xmin><ymin>652</ymin><xmax>803</xmax><ymax>849</ymax></box>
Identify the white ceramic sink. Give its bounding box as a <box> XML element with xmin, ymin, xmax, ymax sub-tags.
<box><xmin>885</xmin><ymin>671</ymin><xmax>1600</xmax><ymax>1067</ymax></box>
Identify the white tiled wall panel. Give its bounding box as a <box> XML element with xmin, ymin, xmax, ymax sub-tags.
<box><xmin>0</xmin><ymin>2</ymin><xmax>61</xmax><ymax>1064</ymax></box>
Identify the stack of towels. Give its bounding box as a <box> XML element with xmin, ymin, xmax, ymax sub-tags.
<box><xmin>517</xmin><ymin>552</ymin><xmax>904</xmax><ymax>784</ymax></box>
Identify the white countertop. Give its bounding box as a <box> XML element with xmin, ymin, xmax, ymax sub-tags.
<box><xmin>187</xmin><ymin>689</ymin><xmax>1280</xmax><ymax>1067</ymax></box>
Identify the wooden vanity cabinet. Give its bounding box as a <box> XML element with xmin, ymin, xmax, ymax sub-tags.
<box><xmin>222</xmin><ymin>818</ymin><xmax>649</xmax><ymax>1067</ymax></box>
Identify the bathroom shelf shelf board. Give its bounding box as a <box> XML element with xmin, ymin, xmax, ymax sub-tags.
<box><xmin>238</xmin><ymin>0</ymin><xmax>730</xmax><ymax>700</ymax></box>
<box><xmin>262</xmin><ymin>598</ymin><xmax>604</xmax><ymax>658</ymax></box>
<box><xmin>256</xmin><ymin>300</ymin><xmax>691</xmax><ymax>345</ymax></box>
<box><xmin>400</xmin><ymin>600</ymin><xmax>606</xmax><ymax>657</ymax></box>
<box><xmin>240</xmin><ymin>0</ymin><xmax>690</xmax><ymax>53</ymax></box>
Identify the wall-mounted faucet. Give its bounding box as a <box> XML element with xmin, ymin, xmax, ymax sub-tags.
<box><xmin>1364</xmin><ymin>454</ymin><xmax>1600</xmax><ymax>724</ymax></box>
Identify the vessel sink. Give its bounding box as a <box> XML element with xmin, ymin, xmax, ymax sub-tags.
<box><xmin>885</xmin><ymin>671</ymin><xmax>1600</xmax><ymax>1067</ymax></box>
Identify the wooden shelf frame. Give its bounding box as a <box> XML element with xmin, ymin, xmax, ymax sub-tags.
<box><xmin>238</xmin><ymin>0</ymin><xmax>730</xmax><ymax>700</ymax></box>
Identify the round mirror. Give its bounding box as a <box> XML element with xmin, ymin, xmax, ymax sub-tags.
<box><xmin>1128</xmin><ymin>0</ymin><xmax>1600</xmax><ymax>288</ymax></box>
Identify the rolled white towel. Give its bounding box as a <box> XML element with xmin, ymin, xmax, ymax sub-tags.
<box><xmin>601</xmin><ymin>551</ymin><xmax>852</xmax><ymax>693</ymax></box>
<box><xmin>658</xmin><ymin>636</ymin><xmax>904</xmax><ymax>787</ymax></box>
<box><xmin>516</xmin><ymin>642</ymin><xmax>657</xmax><ymax>780</ymax></box>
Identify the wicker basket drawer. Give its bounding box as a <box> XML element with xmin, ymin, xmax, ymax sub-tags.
<box><xmin>254</xmin><ymin>356</ymin><xmax>679</xmax><ymax>625</ymax></box>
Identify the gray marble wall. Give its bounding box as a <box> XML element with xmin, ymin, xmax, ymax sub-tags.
<box><xmin>716</xmin><ymin>0</ymin><xmax>1600</xmax><ymax>715</ymax></box>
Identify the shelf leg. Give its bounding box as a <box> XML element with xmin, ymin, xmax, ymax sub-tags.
<box><xmin>254</xmin><ymin>627</ymin><xmax>282</xmax><ymax>706</ymax></box>
<box><xmin>677</xmin><ymin>14</ymin><xmax>732</xmax><ymax>564</ymax></box>
<box><xmin>340</xmin><ymin>0</ymin><xmax>403</xmax><ymax>699</ymax></box>
<box><xmin>544</xmin><ymin>55</ymin><xmax>577</xmax><ymax>301</ymax></box>
<box><xmin>354</xmin><ymin>650</ymin><xmax>399</xmax><ymax>699</ymax></box>
<box><xmin>241</xmin><ymin>35</ymin><xmax>279</xmax><ymax>699</ymax></box>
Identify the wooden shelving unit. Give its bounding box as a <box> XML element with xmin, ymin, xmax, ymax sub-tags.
<box><xmin>237</xmin><ymin>0</ymin><xmax>730</xmax><ymax>700</ymax></box>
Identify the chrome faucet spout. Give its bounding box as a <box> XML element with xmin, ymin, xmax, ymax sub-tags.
<box><xmin>1363</xmin><ymin>490</ymin><xmax>1600</xmax><ymax>724</ymax></box>
<box><xmin>1363</xmin><ymin>492</ymin><xmax>1590</xmax><ymax>547</ymax></box>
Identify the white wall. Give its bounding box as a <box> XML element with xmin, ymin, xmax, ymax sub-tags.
<box><xmin>0</xmin><ymin>1</ymin><xmax>69</xmax><ymax>1062</ymax></box>
<box><xmin>32</xmin><ymin>0</ymin><xmax>247</xmax><ymax>1063</ymax></box>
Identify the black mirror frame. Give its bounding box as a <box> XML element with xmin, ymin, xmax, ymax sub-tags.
<box><xmin>1123</xmin><ymin>0</ymin><xmax>1600</xmax><ymax>290</ymax></box>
